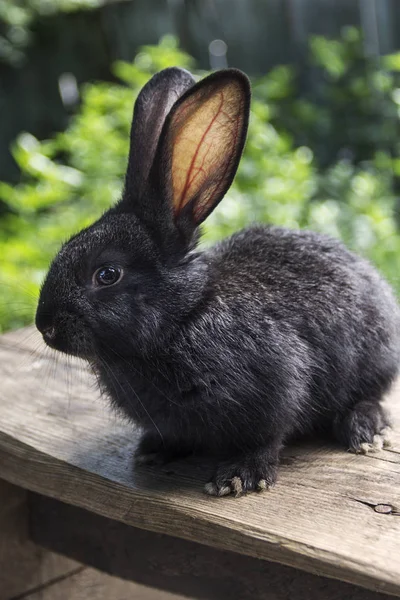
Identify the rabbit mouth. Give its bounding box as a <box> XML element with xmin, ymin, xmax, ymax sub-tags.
<box><xmin>39</xmin><ymin>314</ymin><xmax>94</xmax><ymax>359</ymax></box>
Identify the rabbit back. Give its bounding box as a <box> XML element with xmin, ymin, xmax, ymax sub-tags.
<box><xmin>204</xmin><ymin>225</ymin><xmax>400</xmax><ymax>418</ymax></box>
<box><xmin>100</xmin><ymin>224</ymin><xmax>399</xmax><ymax>456</ymax></box>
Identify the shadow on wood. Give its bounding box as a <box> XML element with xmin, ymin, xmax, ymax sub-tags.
<box><xmin>0</xmin><ymin>480</ymin><xmax>80</xmax><ymax>599</ymax></box>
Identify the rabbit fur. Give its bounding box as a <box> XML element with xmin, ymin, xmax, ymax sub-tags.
<box><xmin>36</xmin><ymin>67</ymin><xmax>400</xmax><ymax>496</ymax></box>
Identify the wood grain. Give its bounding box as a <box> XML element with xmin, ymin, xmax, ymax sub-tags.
<box><xmin>0</xmin><ymin>327</ymin><xmax>399</xmax><ymax>596</ymax></box>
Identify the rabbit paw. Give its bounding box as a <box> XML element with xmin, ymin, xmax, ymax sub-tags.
<box><xmin>205</xmin><ymin>451</ymin><xmax>279</xmax><ymax>498</ymax></box>
<box><xmin>356</xmin><ymin>427</ymin><xmax>393</xmax><ymax>454</ymax></box>
<box><xmin>134</xmin><ymin>432</ymin><xmax>191</xmax><ymax>466</ymax></box>
<box><xmin>135</xmin><ymin>450</ymin><xmax>171</xmax><ymax>466</ymax></box>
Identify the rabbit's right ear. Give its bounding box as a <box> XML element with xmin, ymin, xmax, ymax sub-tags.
<box><xmin>158</xmin><ymin>69</ymin><xmax>250</xmax><ymax>231</ymax></box>
<box><xmin>123</xmin><ymin>67</ymin><xmax>195</xmax><ymax>204</ymax></box>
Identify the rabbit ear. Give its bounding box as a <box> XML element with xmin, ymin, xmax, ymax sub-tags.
<box><xmin>124</xmin><ymin>67</ymin><xmax>196</xmax><ymax>202</ymax></box>
<box><xmin>158</xmin><ymin>69</ymin><xmax>250</xmax><ymax>227</ymax></box>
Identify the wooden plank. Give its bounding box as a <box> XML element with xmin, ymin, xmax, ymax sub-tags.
<box><xmin>0</xmin><ymin>479</ymin><xmax>80</xmax><ymax>600</ymax></box>
<box><xmin>30</xmin><ymin>493</ymin><xmax>394</xmax><ymax>600</ymax></box>
<box><xmin>0</xmin><ymin>327</ymin><xmax>399</xmax><ymax>596</ymax></box>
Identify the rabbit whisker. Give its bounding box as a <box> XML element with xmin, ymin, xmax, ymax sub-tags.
<box><xmin>99</xmin><ymin>346</ymin><xmax>164</xmax><ymax>445</ymax></box>
<box><xmin>100</xmin><ymin>339</ymin><xmax>181</xmax><ymax>408</ymax></box>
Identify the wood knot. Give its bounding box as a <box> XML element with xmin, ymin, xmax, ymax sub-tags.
<box><xmin>374</xmin><ymin>504</ymin><xmax>393</xmax><ymax>514</ymax></box>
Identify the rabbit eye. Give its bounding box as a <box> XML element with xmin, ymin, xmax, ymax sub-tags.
<box><xmin>93</xmin><ymin>266</ymin><xmax>123</xmax><ymax>287</ymax></box>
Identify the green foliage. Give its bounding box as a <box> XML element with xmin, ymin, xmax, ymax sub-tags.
<box><xmin>258</xmin><ymin>27</ymin><xmax>400</xmax><ymax>169</ymax></box>
<box><xmin>1</xmin><ymin>33</ymin><xmax>400</xmax><ymax>333</ymax></box>
<box><xmin>204</xmin><ymin>29</ymin><xmax>400</xmax><ymax>291</ymax></box>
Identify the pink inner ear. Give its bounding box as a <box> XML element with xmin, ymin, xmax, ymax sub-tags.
<box><xmin>167</xmin><ymin>78</ymin><xmax>247</xmax><ymax>224</ymax></box>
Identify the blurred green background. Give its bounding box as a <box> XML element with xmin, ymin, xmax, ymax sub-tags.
<box><xmin>1</xmin><ymin>0</ymin><xmax>400</xmax><ymax>332</ymax></box>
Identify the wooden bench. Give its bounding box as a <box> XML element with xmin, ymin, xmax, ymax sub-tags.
<box><xmin>0</xmin><ymin>327</ymin><xmax>399</xmax><ymax>600</ymax></box>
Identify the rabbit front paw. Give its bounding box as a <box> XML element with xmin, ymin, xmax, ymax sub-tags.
<box><xmin>205</xmin><ymin>448</ymin><xmax>279</xmax><ymax>498</ymax></box>
<box><xmin>134</xmin><ymin>431</ymin><xmax>191</xmax><ymax>466</ymax></box>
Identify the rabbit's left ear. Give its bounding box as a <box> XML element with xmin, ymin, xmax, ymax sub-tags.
<box><xmin>124</xmin><ymin>67</ymin><xmax>196</xmax><ymax>204</ymax></box>
<box><xmin>158</xmin><ymin>69</ymin><xmax>250</xmax><ymax>227</ymax></box>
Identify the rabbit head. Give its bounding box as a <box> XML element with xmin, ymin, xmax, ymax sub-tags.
<box><xmin>36</xmin><ymin>67</ymin><xmax>250</xmax><ymax>359</ymax></box>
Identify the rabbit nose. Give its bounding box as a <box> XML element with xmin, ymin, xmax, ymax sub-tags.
<box><xmin>42</xmin><ymin>325</ymin><xmax>56</xmax><ymax>342</ymax></box>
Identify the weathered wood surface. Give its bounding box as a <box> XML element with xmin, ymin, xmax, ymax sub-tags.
<box><xmin>0</xmin><ymin>480</ymin><xmax>80</xmax><ymax>600</ymax></box>
<box><xmin>30</xmin><ymin>493</ymin><xmax>396</xmax><ymax>600</ymax></box>
<box><xmin>0</xmin><ymin>327</ymin><xmax>399</xmax><ymax>596</ymax></box>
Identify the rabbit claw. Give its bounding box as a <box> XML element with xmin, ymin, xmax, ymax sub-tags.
<box><xmin>353</xmin><ymin>427</ymin><xmax>393</xmax><ymax>455</ymax></box>
<box><xmin>205</xmin><ymin>453</ymin><xmax>278</xmax><ymax>498</ymax></box>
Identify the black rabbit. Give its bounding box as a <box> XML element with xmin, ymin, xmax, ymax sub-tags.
<box><xmin>36</xmin><ymin>67</ymin><xmax>400</xmax><ymax>496</ymax></box>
